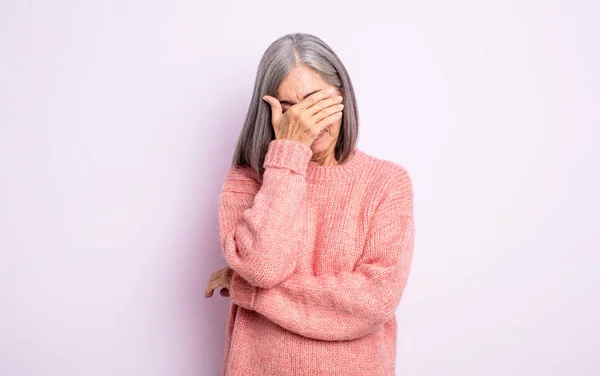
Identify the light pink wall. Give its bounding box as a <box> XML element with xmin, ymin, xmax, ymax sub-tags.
<box><xmin>0</xmin><ymin>1</ymin><xmax>598</xmax><ymax>375</ymax></box>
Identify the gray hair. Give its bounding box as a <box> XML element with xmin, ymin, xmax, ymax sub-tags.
<box><xmin>230</xmin><ymin>32</ymin><xmax>360</xmax><ymax>183</ymax></box>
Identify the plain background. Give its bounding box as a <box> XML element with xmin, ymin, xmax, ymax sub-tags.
<box><xmin>1</xmin><ymin>1</ymin><xmax>598</xmax><ymax>375</ymax></box>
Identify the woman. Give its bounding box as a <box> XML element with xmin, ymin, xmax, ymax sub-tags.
<box><xmin>205</xmin><ymin>33</ymin><xmax>415</xmax><ymax>376</ymax></box>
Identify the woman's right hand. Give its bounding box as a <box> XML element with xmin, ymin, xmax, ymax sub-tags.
<box><xmin>262</xmin><ymin>87</ymin><xmax>344</xmax><ymax>147</ymax></box>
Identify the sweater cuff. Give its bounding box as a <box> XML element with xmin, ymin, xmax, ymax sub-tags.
<box><xmin>263</xmin><ymin>139</ymin><xmax>313</xmax><ymax>176</ymax></box>
<box><xmin>230</xmin><ymin>271</ymin><xmax>257</xmax><ymax>310</ymax></box>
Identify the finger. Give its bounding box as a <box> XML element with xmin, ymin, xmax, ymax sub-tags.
<box><xmin>205</xmin><ymin>276</ymin><xmax>221</xmax><ymax>298</ymax></box>
<box><xmin>296</xmin><ymin>87</ymin><xmax>337</xmax><ymax>110</ymax></box>
<box><xmin>262</xmin><ymin>95</ymin><xmax>282</xmax><ymax>126</ymax></box>
<box><xmin>306</xmin><ymin>95</ymin><xmax>343</xmax><ymax>116</ymax></box>
<box><xmin>311</xmin><ymin>103</ymin><xmax>344</xmax><ymax>124</ymax></box>
<box><xmin>312</xmin><ymin>100</ymin><xmax>344</xmax><ymax>124</ymax></box>
<box><xmin>315</xmin><ymin>110</ymin><xmax>343</xmax><ymax>131</ymax></box>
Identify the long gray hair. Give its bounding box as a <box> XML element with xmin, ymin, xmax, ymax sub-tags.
<box><xmin>230</xmin><ymin>32</ymin><xmax>359</xmax><ymax>183</ymax></box>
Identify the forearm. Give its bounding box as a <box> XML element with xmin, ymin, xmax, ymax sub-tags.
<box><xmin>219</xmin><ymin>139</ymin><xmax>312</xmax><ymax>288</ymax></box>
<box><xmin>230</xmin><ymin>216</ymin><xmax>415</xmax><ymax>341</ymax></box>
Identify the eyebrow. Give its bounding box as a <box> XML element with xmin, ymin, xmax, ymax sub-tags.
<box><xmin>278</xmin><ymin>89</ymin><xmax>322</xmax><ymax>105</ymax></box>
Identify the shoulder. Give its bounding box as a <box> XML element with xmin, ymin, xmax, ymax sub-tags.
<box><xmin>221</xmin><ymin>165</ymin><xmax>261</xmax><ymax>195</ymax></box>
<box><xmin>358</xmin><ymin>149</ymin><xmax>413</xmax><ymax>216</ymax></box>
<box><xmin>358</xmin><ymin>149</ymin><xmax>412</xmax><ymax>194</ymax></box>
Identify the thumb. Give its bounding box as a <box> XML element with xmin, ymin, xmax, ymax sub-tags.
<box><xmin>262</xmin><ymin>95</ymin><xmax>282</xmax><ymax>126</ymax></box>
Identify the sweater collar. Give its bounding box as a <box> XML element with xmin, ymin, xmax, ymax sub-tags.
<box><xmin>305</xmin><ymin>148</ymin><xmax>370</xmax><ymax>183</ymax></box>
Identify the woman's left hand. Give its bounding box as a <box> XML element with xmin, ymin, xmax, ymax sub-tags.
<box><xmin>205</xmin><ymin>266</ymin><xmax>234</xmax><ymax>298</ymax></box>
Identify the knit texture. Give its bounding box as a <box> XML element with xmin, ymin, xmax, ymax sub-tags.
<box><xmin>218</xmin><ymin>139</ymin><xmax>414</xmax><ymax>376</ymax></box>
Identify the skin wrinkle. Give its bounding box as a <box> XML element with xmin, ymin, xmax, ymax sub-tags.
<box><xmin>212</xmin><ymin>33</ymin><xmax>414</xmax><ymax>375</ymax></box>
<box><xmin>276</xmin><ymin>64</ymin><xmax>344</xmax><ymax>167</ymax></box>
<box><xmin>218</xmin><ymin>122</ymin><xmax>414</xmax><ymax>376</ymax></box>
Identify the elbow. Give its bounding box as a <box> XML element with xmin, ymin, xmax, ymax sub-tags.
<box><xmin>316</xmin><ymin>299</ymin><xmax>402</xmax><ymax>342</ymax></box>
<box><xmin>339</xmin><ymin>308</ymin><xmax>396</xmax><ymax>341</ymax></box>
<box><xmin>357</xmin><ymin>291</ymin><xmax>403</xmax><ymax>331</ymax></box>
<box><xmin>313</xmin><ymin>318</ymin><xmax>388</xmax><ymax>342</ymax></box>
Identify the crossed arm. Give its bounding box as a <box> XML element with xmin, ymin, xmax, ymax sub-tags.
<box><xmin>219</xmin><ymin>140</ymin><xmax>414</xmax><ymax>341</ymax></box>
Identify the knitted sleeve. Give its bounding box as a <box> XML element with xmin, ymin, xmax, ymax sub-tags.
<box><xmin>218</xmin><ymin>139</ymin><xmax>312</xmax><ymax>289</ymax></box>
<box><xmin>229</xmin><ymin>170</ymin><xmax>415</xmax><ymax>341</ymax></box>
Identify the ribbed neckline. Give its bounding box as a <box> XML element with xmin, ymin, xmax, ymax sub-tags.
<box><xmin>305</xmin><ymin>148</ymin><xmax>370</xmax><ymax>183</ymax></box>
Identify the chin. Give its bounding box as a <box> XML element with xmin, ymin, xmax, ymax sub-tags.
<box><xmin>311</xmin><ymin>135</ymin><xmax>334</xmax><ymax>153</ymax></box>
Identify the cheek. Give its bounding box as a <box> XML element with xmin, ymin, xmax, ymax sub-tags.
<box><xmin>333</xmin><ymin>117</ymin><xmax>343</xmax><ymax>133</ymax></box>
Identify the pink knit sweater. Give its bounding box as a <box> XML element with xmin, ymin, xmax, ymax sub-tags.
<box><xmin>218</xmin><ymin>139</ymin><xmax>414</xmax><ymax>375</ymax></box>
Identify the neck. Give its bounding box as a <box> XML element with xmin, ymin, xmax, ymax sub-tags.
<box><xmin>304</xmin><ymin>147</ymin><xmax>367</xmax><ymax>183</ymax></box>
<box><xmin>309</xmin><ymin>146</ymin><xmax>338</xmax><ymax>166</ymax></box>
